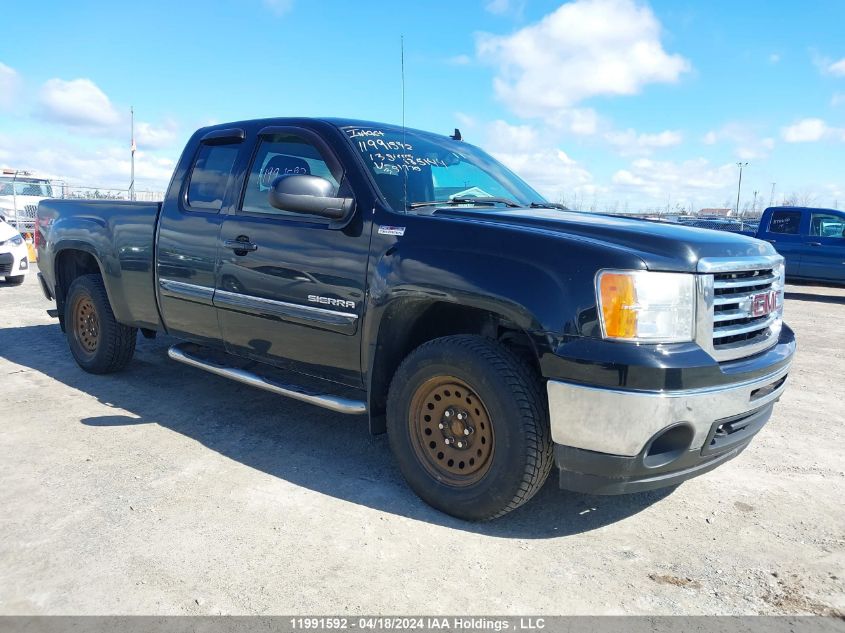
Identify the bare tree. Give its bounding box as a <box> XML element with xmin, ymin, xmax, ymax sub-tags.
<box><xmin>796</xmin><ymin>189</ymin><xmax>816</xmax><ymax>206</ymax></box>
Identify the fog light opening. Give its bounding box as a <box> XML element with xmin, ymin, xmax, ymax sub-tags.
<box><xmin>643</xmin><ymin>424</ymin><xmax>694</xmax><ymax>469</ymax></box>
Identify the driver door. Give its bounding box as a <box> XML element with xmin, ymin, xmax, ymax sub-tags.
<box><xmin>214</xmin><ymin>127</ymin><xmax>369</xmax><ymax>386</ymax></box>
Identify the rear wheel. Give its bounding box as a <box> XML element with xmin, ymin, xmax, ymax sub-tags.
<box><xmin>5</xmin><ymin>275</ymin><xmax>25</xmax><ymax>285</ymax></box>
<box><xmin>387</xmin><ymin>335</ymin><xmax>553</xmax><ymax>521</ymax></box>
<box><xmin>64</xmin><ymin>274</ymin><xmax>137</xmax><ymax>373</ymax></box>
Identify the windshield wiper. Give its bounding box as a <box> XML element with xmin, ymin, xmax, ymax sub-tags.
<box><xmin>408</xmin><ymin>196</ymin><xmax>522</xmax><ymax>210</ymax></box>
<box><xmin>529</xmin><ymin>201</ymin><xmax>569</xmax><ymax>210</ymax></box>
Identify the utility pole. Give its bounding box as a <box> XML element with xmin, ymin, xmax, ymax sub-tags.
<box><xmin>129</xmin><ymin>106</ymin><xmax>136</xmax><ymax>201</ymax></box>
<box><xmin>752</xmin><ymin>190</ymin><xmax>759</xmax><ymax>216</ymax></box>
<box><xmin>769</xmin><ymin>182</ymin><xmax>776</xmax><ymax>208</ymax></box>
<box><xmin>735</xmin><ymin>162</ymin><xmax>748</xmax><ymax>217</ymax></box>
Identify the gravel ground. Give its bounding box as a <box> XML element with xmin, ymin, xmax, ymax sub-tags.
<box><xmin>0</xmin><ymin>268</ymin><xmax>843</xmax><ymax>615</ymax></box>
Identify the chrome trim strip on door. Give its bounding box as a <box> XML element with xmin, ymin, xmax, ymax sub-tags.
<box><xmin>158</xmin><ymin>279</ymin><xmax>215</xmax><ymax>305</ymax></box>
<box><xmin>213</xmin><ymin>289</ymin><xmax>358</xmax><ymax>328</ymax></box>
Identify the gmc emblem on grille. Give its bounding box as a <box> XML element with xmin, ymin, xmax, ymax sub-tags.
<box><xmin>750</xmin><ymin>290</ymin><xmax>777</xmax><ymax>317</ymax></box>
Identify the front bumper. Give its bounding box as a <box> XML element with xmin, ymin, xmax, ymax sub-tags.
<box><xmin>547</xmin><ymin>344</ymin><xmax>793</xmax><ymax>495</ymax></box>
<box><xmin>0</xmin><ymin>244</ymin><xmax>29</xmax><ymax>278</ymax></box>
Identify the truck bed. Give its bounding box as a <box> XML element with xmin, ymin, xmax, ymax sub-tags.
<box><xmin>37</xmin><ymin>199</ymin><xmax>163</xmax><ymax>331</ymax></box>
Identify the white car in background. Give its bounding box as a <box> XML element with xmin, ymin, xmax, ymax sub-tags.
<box><xmin>0</xmin><ymin>217</ymin><xmax>29</xmax><ymax>285</ymax></box>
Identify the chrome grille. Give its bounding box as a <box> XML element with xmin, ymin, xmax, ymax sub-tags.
<box><xmin>696</xmin><ymin>255</ymin><xmax>785</xmax><ymax>362</ymax></box>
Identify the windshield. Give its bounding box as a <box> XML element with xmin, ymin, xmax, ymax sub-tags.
<box><xmin>342</xmin><ymin>124</ymin><xmax>545</xmax><ymax>211</ymax></box>
<box><xmin>0</xmin><ymin>178</ymin><xmax>54</xmax><ymax>198</ymax></box>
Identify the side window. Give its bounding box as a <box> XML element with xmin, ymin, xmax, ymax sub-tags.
<box><xmin>186</xmin><ymin>143</ymin><xmax>240</xmax><ymax>210</ymax></box>
<box><xmin>810</xmin><ymin>213</ymin><xmax>845</xmax><ymax>239</ymax></box>
<box><xmin>241</xmin><ymin>133</ymin><xmax>339</xmax><ymax>216</ymax></box>
<box><xmin>768</xmin><ymin>210</ymin><xmax>802</xmax><ymax>235</ymax></box>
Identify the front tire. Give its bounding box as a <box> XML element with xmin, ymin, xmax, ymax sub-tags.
<box><xmin>5</xmin><ymin>275</ymin><xmax>25</xmax><ymax>285</ymax></box>
<box><xmin>387</xmin><ymin>335</ymin><xmax>553</xmax><ymax>521</ymax></box>
<box><xmin>64</xmin><ymin>274</ymin><xmax>137</xmax><ymax>374</ymax></box>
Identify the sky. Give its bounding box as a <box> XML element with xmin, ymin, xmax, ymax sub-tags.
<box><xmin>1</xmin><ymin>0</ymin><xmax>844</xmax><ymax>212</ymax></box>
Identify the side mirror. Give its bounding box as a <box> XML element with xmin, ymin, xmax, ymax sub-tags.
<box><xmin>268</xmin><ymin>174</ymin><xmax>353</xmax><ymax>221</ymax></box>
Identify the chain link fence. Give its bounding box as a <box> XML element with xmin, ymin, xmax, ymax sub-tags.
<box><xmin>0</xmin><ymin>177</ymin><xmax>164</xmax><ymax>235</ymax></box>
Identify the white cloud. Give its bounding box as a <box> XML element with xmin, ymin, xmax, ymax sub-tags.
<box><xmin>768</xmin><ymin>53</ymin><xmax>781</xmax><ymax>64</ymax></box>
<box><xmin>781</xmin><ymin>118</ymin><xmax>828</xmax><ymax>143</ymax></box>
<box><xmin>546</xmin><ymin>107</ymin><xmax>600</xmax><ymax>135</ymax></box>
<box><xmin>702</xmin><ymin>123</ymin><xmax>776</xmax><ymax>158</ymax></box>
<box><xmin>827</xmin><ymin>57</ymin><xmax>845</xmax><ymax>76</ymax></box>
<box><xmin>454</xmin><ymin>112</ymin><xmax>478</xmax><ymax>130</ymax></box>
<box><xmin>483</xmin><ymin>120</ymin><xmax>594</xmax><ymax>201</ymax></box>
<box><xmin>263</xmin><ymin>0</ymin><xmax>294</xmax><ymax>16</ymax></box>
<box><xmin>485</xmin><ymin>0</ymin><xmax>525</xmax><ymax>16</ymax></box>
<box><xmin>735</xmin><ymin>137</ymin><xmax>774</xmax><ymax>161</ymax></box>
<box><xmin>488</xmin><ymin>120</ymin><xmax>539</xmax><ymax>152</ymax></box>
<box><xmin>453</xmin><ymin>112</ymin><xmax>478</xmax><ymax>130</ymax></box>
<box><xmin>604</xmin><ymin>128</ymin><xmax>682</xmax><ymax>155</ymax></box>
<box><xmin>476</xmin><ymin>0</ymin><xmax>690</xmax><ymax>120</ymax></box>
<box><xmin>135</xmin><ymin>119</ymin><xmax>180</xmax><ymax>150</ymax></box>
<box><xmin>38</xmin><ymin>78</ymin><xmax>121</xmax><ymax>128</ymax></box>
<box><xmin>610</xmin><ymin>157</ymin><xmax>737</xmax><ymax>204</ymax></box>
<box><xmin>0</xmin><ymin>62</ymin><xmax>20</xmax><ymax>109</ymax></box>
<box><xmin>0</xmin><ymin>131</ymin><xmax>175</xmax><ymax>192</ymax></box>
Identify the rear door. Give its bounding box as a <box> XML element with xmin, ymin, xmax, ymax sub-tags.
<box><xmin>798</xmin><ymin>211</ymin><xmax>845</xmax><ymax>282</ymax></box>
<box><xmin>156</xmin><ymin>129</ymin><xmax>244</xmax><ymax>344</ymax></box>
<box><xmin>759</xmin><ymin>209</ymin><xmax>805</xmax><ymax>277</ymax></box>
<box><xmin>214</xmin><ymin>126</ymin><xmax>370</xmax><ymax>386</ymax></box>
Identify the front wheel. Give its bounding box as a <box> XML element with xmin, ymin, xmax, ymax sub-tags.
<box><xmin>64</xmin><ymin>274</ymin><xmax>137</xmax><ymax>374</ymax></box>
<box><xmin>387</xmin><ymin>335</ymin><xmax>553</xmax><ymax>521</ymax></box>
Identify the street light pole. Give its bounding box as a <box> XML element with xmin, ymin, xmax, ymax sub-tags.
<box><xmin>735</xmin><ymin>162</ymin><xmax>748</xmax><ymax>217</ymax></box>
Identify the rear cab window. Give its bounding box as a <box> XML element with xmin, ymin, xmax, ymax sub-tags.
<box><xmin>186</xmin><ymin>143</ymin><xmax>240</xmax><ymax>210</ymax></box>
<box><xmin>768</xmin><ymin>210</ymin><xmax>803</xmax><ymax>235</ymax></box>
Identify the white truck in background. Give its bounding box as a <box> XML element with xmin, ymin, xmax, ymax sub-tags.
<box><xmin>0</xmin><ymin>170</ymin><xmax>57</xmax><ymax>235</ymax></box>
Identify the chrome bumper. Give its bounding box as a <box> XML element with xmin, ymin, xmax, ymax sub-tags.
<box><xmin>546</xmin><ymin>363</ymin><xmax>791</xmax><ymax>457</ymax></box>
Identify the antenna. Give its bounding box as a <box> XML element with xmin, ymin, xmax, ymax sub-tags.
<box><xmin>129</xmin><ymin>106</ymin><xmax>136</xmax><ymax>201</ymax></box>
<box><xmin>401</xmin><ymin>35</ymin><xmax>407</xmax><ymax>212</ymax></box>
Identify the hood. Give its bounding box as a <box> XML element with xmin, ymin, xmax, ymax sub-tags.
<box><xmin>0</xmin><ymin>219</ymin><xmax>19</xmax><ymax>241</ymax></box>
<box><xmin>434</xmin><ymin>208</ymin><xmax>774</xmax><ymax>272</ymax></box>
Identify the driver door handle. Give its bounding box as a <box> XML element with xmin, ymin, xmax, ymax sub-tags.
<box><xmin>224</xmin><ymin>238</ymin><xmax>258</xmax><ymax>253</ymax></box>
<box><xmin>807</xmin><ymin>242</ymin><xmax>822</xmax><ymax>247</ymax></box>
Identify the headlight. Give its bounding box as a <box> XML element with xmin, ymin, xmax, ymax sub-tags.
<box><xmin>596</xmin><ymin>270</ymin><xmax>696</xmax><ymax>343</ymax></box>
<box><xmin>1</xmin><ymin>234</ymin><xmax>24</xmax><ymax>247</ymax></box>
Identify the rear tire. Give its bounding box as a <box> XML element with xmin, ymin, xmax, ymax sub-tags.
<box><xmin>5</xmin><ymin>275</ymin><xmax>25</xmax><ymax>285</ymax></box>
<box><xmin>387</xmin><ymin>335</ymin><xmax>553</xmax><ymax>521</ymax></box>
<box><xmin>64</xmin><ymin>274</ymin><xmax>137</xmax><ymax>374</ymax></box>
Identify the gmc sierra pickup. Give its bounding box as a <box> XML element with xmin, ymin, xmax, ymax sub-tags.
<box><xmin>36</xmin><ymin>118</ymin><xmax>795</xmax><ymax>520</ymax></box>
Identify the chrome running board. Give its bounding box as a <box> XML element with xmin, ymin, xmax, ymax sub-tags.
<box><xmin>167</xmin><ymin>343</ymin><xmax>367</xmax><ymax>415</ymax></box>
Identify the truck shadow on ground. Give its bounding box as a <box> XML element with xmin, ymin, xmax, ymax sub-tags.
<box><xmin>1</xmin><ymin>323</ymin><xmax>673</xmax><ymax>538</ymax></box>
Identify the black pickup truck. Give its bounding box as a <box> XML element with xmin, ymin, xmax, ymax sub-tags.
<box><xmin>36</xmin><ymin>118</ymin><xmax>795</xmax><ymax>520</ymax></box>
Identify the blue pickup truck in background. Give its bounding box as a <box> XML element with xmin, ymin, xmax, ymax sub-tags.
<box><xmin>751</xmin><ymin>207</ymin><xmax>845</xmax><ymax>283</ymax></box>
